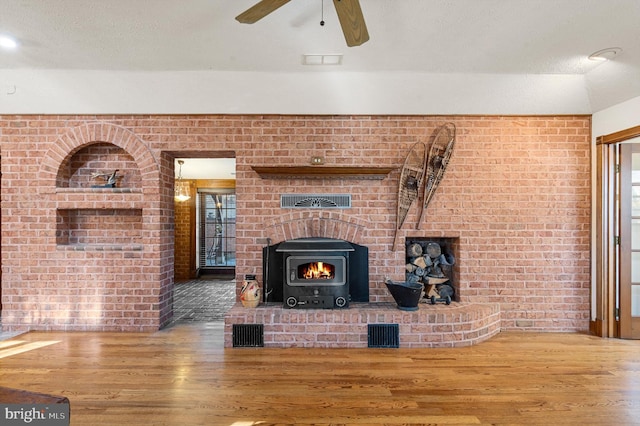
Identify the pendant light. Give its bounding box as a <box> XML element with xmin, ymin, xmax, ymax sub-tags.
<box><xmin>175</xmin><ymin>160</ymin><xmax>191</xmax><ymax>202</ymax></box>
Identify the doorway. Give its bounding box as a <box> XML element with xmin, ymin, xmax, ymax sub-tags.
<box><xmin>595</xmin><ymin>128</ymin><xmax>640</xmax><ymax>339</ymax></box>
<box><xmin>170</xmin><ymin>156</ymin><xmax>237</xmax><ymax>326</ymax></box>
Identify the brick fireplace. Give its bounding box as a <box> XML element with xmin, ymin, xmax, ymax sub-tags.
<box><xmin>224</xmin><ymin>210</ymin><xmax>502</xmax><ymax>347</ymax></box>
<box><xmin>224</xmin><ymin>168</ymin><xmax>506</xmax><ymax>347</ymax></box>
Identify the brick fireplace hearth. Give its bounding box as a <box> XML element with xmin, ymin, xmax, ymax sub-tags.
<box><xmin>225</xmin><ymin>302</ymin><xmax>501</xmax><ymax>348</ymax></box>
<box><xmin>223</xmin><ymin>213</ymin><xmax>501</xmax><ymax>348</ymax></box>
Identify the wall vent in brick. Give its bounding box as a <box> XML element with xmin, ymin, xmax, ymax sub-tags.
<box><xmin>232</xmin><ymin>324</ymin><xmax>264</xmax><ymax>347</ymax></box>
<box><xmin>367</xmin><ymin>324</ymin><xmax>399</xmax><ymax>348</ymax></box>
<box><xmin>280</xmin><ymin>194</ymin><xmax>351</xmax><ymax>209</ymax></box>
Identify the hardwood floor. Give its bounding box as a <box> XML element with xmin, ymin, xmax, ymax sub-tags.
<box><xmin>1</xmin><ymin>326</ymin><xmax>639</xmax><ymax>425</ymax></box>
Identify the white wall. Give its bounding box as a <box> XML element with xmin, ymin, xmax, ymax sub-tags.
<box><xmin>592</xmin><ymin>95</ymin><xmax>640</xmax><ymax>137</ymax></box>
<box><xmin>0</xmin><ymin>70</ymin><xmax>591</xmax><ymax>115</ymax></box>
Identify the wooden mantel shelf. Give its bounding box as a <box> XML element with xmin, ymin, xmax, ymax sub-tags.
<box><xmin>251</xmin><ymin>166</ymin><xmax>395</xmax><ymax>180</ymax></box>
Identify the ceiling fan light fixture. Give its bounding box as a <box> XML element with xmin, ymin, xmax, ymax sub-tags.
<box><xmin>236</xmin><ymin>0</ymin><xmax>368</xmax><ymax>47</ymax></box>
<box><xmin>588</xmin><ymin>47</ymin><xmax>622</xmax><ymax>61</ymax></box>
<box><xmin>303</xmin><ymin>54</ymin><xmax>343</xmax><ymax>66</ymax></box>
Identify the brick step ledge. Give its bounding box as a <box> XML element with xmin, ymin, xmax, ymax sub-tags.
<box><xmin>224</xmin><ymin>302</ymin><xmax>501</xmax><ymax>348</ymax></box>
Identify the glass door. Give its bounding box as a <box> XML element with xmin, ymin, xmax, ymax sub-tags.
<box><xmin>198</xmin><ymin>190</ymin><xmax>236</xmax><ymax>273</ymax></box>
<box><xmin>619</xmin><ymin>142</ymin><xmax>640</xmax><ymax>338</ymax></box>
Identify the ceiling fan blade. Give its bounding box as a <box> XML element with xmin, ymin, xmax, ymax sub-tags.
<box><xmin>333</xmin><ymin>0</ymin><xmax>369</xmax><ymax>47</ymax></box>
<box><xmin>236</xmin><ymin>0</ymin><xmax>292</xmax><ymax>24</ymax></box>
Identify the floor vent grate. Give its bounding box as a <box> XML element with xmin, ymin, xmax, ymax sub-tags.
<box><xmin>368</xmin><ymin>324</ymin><xmax>399</xmax><ymax>348</ymax></box>
<box><xmin>281</xmin><ymin>194</ymin><xmax>351</xmax><ymax>209</ymax></box>
<box><xmin>232</xmin><ymin>324</ymin><xmax>264</xmax><ymax>347</ymax></box>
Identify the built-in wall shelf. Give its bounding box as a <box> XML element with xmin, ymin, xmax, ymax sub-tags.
<box><xmin>57</xmin><ymin>244</ymin><xmax>144</xmax><ymax>252</ymax></box>
<box><xmin>53</xmin><ymin>188</ymin><xmax>145</xmax><ymax>210</ymax></box>
<box><xmin>55</xmin><ymin>188</ymin><xmax>143</xmax><ymax>194</ymax></box>
<box><xmin>251</xmin><ymin>166</ymin><xmax>395</xmax><ymax>180</ymax></box>
<box><xmin>55</xmin><ymin>208</ymin><xmax>144</xmax><ymax>248</ymax></box>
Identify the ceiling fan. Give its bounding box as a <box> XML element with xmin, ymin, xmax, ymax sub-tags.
<box><xmin>236</xmin><ymin>0</ymin><xmax>369</xmax><ymax>47</ymax></box>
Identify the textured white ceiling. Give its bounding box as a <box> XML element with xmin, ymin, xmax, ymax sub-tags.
<box><xmin>1</xmin><ymin>0</ymin><xmax>640</xmax><ymax>112</ymax></box>
<box><xmin>176</xmin><ymin>158</ymin><xmax>235</xmax><ymax>180</ymax></box>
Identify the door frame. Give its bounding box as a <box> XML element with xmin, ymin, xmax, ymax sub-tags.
<box><xmin>594</xmin><ymin>125</ymin><xmax>640</xmax><ymax>337</ymax></box>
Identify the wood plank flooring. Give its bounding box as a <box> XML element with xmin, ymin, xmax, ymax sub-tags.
<box><xmin>1</xmin><ymin>325</ymin><xmax>639</xmax><ymax>425</ymax></box>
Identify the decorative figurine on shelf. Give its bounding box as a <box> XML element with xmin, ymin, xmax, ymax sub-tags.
<box><xmin>91</xmin><ymin>169</ymin><xmax>120</xmax><ymax>188</ymax></box>
<box><xmin>240</xmin><ymin>275</ymin><xmax>261</xmax><ymax>308</ymax></box>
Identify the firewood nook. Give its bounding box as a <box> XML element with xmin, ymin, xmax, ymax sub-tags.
<box><xmin>405</xmin><ymin>237</ymin><xmax>459</xmax><ymax>305</ymax></box>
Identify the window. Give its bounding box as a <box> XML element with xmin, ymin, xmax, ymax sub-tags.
<box><xmin>198</xmin><ymin>190</ymin><xmax>236</xmax><ymax>269</ymax></box>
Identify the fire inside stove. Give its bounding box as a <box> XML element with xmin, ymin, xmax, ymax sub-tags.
<box><xmin>299</xmin><ymin>261</ymin><xmax>335</xmax><ymax>280</ymax></box>
<box><xmin>285</xmin><ymin>255</ymin><xmax>346</xmax><ymax>286</ymax></box>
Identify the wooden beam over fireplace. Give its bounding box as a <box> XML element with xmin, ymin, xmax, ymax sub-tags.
<box><xmin>251</xmin><ymin>166</ymin><xmax>395</xmax><ymax>180</ymax></box>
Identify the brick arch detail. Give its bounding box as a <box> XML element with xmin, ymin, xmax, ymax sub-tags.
<box><xmin>263</xmin><ymin>211</ymin><xmax>370</xmax><ymax>245</ymax></box>
<box><xmin>38</xmin><ymin>121</ymin><xmax>159</xmax><ymax>188</ymax></box>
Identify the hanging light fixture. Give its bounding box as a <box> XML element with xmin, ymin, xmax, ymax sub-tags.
<box><xmin>175</xmin><ymin>160</ymin><xmax>191</xmax><ymax>202</ymax></box>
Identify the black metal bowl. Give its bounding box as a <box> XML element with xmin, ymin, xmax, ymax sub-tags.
<box><xmin>384</xmin><ymin>280</ymin><xmax>424</xmax><ymax>311</ymax></box>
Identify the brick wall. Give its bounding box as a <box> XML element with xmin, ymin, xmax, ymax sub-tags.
<box><xmin>0</xmin><ymin>115</ymin><xmax>591</xmax><ymax>332</ymax></box>
<box><xmin>174</xmin><ymin>180</ymin><xmax>194</xmax><ymax>280</ymax></box>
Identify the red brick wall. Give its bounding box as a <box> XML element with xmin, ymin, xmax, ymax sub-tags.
<box><xmin>0</xmin><ymin>115</ymin><xmax>591</xmax><ymax>332</ymax></box>
<box><xmin>174</xmin><ymin>181</ymin><xmax>194</xmax><ymax>281</ymax></box>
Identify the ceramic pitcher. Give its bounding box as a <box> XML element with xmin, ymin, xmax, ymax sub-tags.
<box><xmin>240</xmin><ymin>274</ymin><xmax>261</xmax><ymax>308</ymax></box>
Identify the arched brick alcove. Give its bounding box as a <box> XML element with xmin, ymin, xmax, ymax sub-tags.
<box><xmin>263</xmin><ymin>211</ymin><xmax>371</xmax><ymax>245</ymax></box>
<box><xmin>38</xmin><ymin>121</ymin><xmax>159</xmax><ymax>188</ymax></box>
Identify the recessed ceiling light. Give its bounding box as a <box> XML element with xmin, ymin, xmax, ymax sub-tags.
<box><xmin>588</xmin><ymin>47</ymin><xmax>622</xmax><ymax>61</ymax></box>
<box><xmin>302</xmin><ymin>54</ymin><xmax>343</xmax><ymax>66</ymax></box>
<box><xmin>0</xmin><ymin>34</ymin><xmax>18</xmax><ymax>50</ymax></box>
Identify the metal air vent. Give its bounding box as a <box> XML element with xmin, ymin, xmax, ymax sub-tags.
<box><xmin>232</xmin><ymin>324</ymin><xmax>264</xmax><ymax>347</ymax></box>
<box><xmin>281</xmin><ymin>194</ymin><xmax>351</xmax><ymax>209</ymax></box>
<box><xmin>368</xmin><ymin>324</ymin><xmax>399</xmax><ymax>348</ymax></box>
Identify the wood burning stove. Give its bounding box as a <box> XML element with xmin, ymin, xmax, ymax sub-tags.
<box><xmin>262</xmin><ymin>237</ymin><xmax>369</xmax><ymax>309</ymax></box>
<box><xmin>277</xmin><ymin>238</ymin><xmax>352</xmax><ymax>309</ymax></box>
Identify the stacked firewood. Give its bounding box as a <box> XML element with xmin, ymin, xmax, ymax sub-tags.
<box><xmin>405</xmin><ymin>241</ymin><xmax>455</xmax><ymax>303</ymax></box>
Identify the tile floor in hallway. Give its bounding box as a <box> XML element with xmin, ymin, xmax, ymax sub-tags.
<box><xmin>0</xmin><ymin>278</ymin><xmax>237</xmax><ymax>340</ymax></box>
<box><xmin>169</xmin><ymin>278</ymin><xmax>236</xmax><ymax>324</ymax></box>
